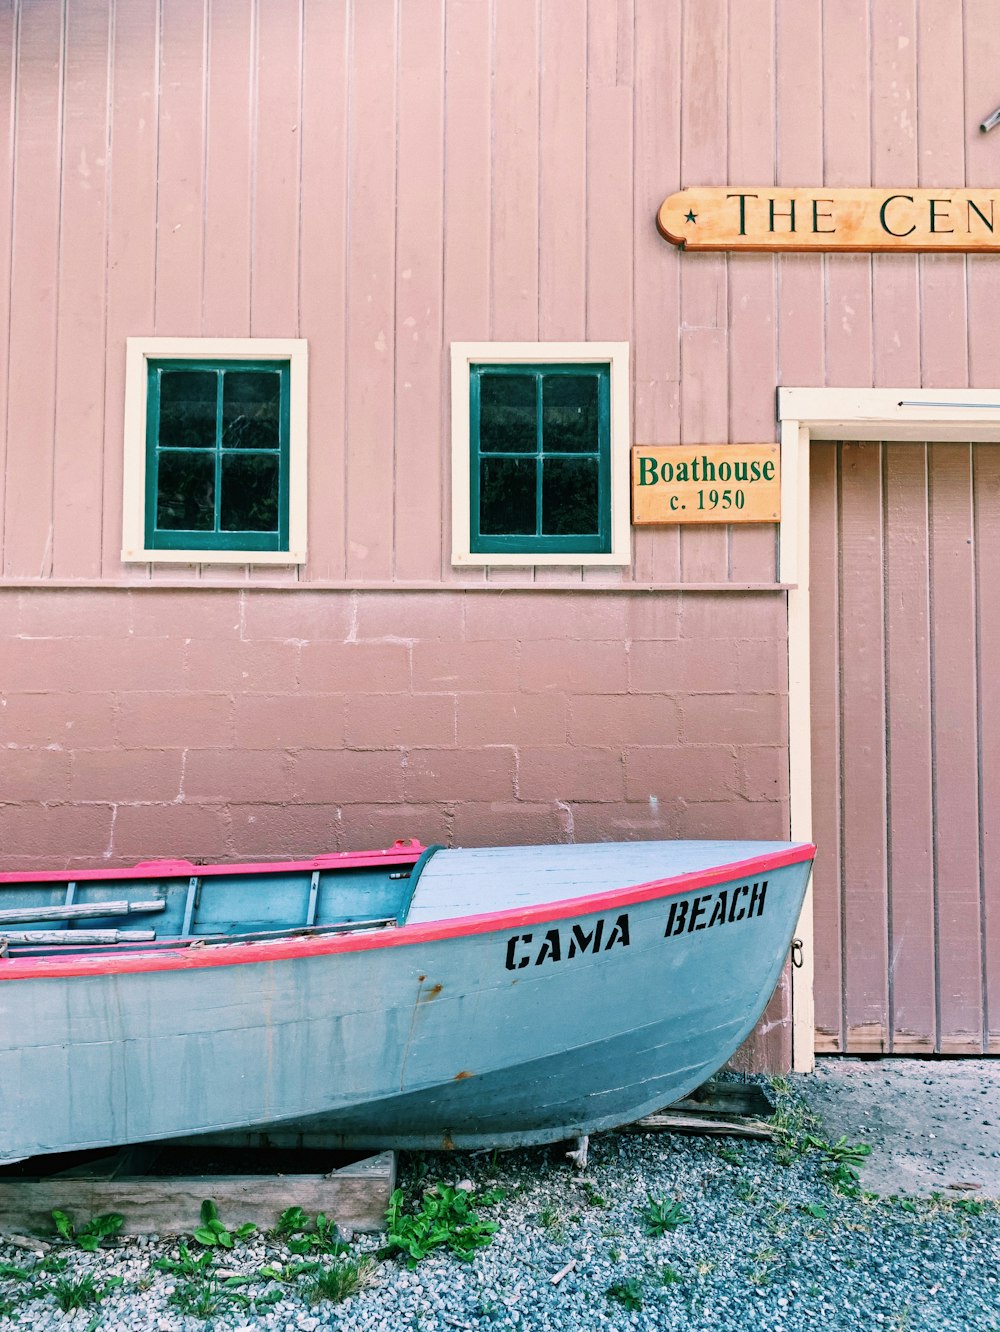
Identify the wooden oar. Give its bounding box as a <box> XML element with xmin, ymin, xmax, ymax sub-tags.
<box><xmin>0</xmin><ymin>929</ymin><xmax>157</xmax><ymax>946</ymax></box>
<box><xmin>179</xmin><ymin>917</ymin><xmax>398</xmax><ymax>946</ymax></box>
<box><xmin>0</xmin><ymin>900</ymin><xmax>165</xmax><ymax>926</ymax></box>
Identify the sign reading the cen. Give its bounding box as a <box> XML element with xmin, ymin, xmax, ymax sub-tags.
<box><xmin>657</xmin><ymin>187</ymin><xmax>1000</xmax><ymax>253</ymax></box>
<box><xmin>631</xmin><ymin>445</ymin><xmax>780</xmax><ymax>525</ymax></box>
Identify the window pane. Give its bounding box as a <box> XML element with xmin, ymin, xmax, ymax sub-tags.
<box><xmin>158</xmin><ymin>371</ymin><xmax>217</xmax><ymax>448</ymax></box>
<box><xmin>479</xmin><ymin>374</ymin><xmax>536</xmax><ymax>453</ymax></box>
<box><xmin>220</xmin><ymin>454</ymin><xmax>280</xmax><ymax>532</ymax></box>
<box><xmin>222</xmin><ymin>370</ymin><xmax>282</xmax><ymax>449</ymax></box>
<box><xmin>156</xmin><ymin>452</ymin><xmax>216</xmax><ymax>530</ymax></box>
<box><xmin>542</xmin><ymin>374</ymin><xmax>599</xmax><ymax>453</ymax></box>
<box><xmin>480</xmin><ymin>457</ymin><xmax>536</xmax><ymax>535</ymax></box>
<box><xmin>541</xmin><ymin>456</ymin><xmax>599</xmax><ymax>535</ymax></box>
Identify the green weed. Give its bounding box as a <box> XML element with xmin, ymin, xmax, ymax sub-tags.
<box><xmin>581</xmin><ymin>1182</ymin><xmax>609</xmax><ymax>1208</ymax></box>
<box><xmin>660</xmin><ymin>1264</ymin><xmax>682</xmax><ymax>1285</ymax></box>
<box><xmin>51</xmin><ymin>1209</ymin><xmax>124</xmax><ymax>1252</ymax></box>
<box><xmin>153</xmin><ymin>1241</ymin><xmax>216</xmax><ymax>1279</ymax></box>
<box><xmin>253</xmin><ymin>1287</ymin><xmax>284</xmax><ymax>1309</ymax></box>
<box><xmin>606</xmin><ymin>1277</ymin><xmax>643</xmax><ymax>1310</ymax></box>
<box><xmin>274</xmin><ymin>1205</ymin><xmax>311</xmax><ymax>1235</ymax></box>
<box><xmin>258</xmin><ymin>1259</ymin><xmax>322</xmax><ymax>1283</ymax></box>
<box><xmin>769</xmin><ymin>1084</ymin><xmax>819</xmax><ymax>1154</ymax></box>
<box><xmin>736</xmin><ymin>1179</ymin><xmax>760</xmax><ymax>1204</ymax></box>
<box><xmin>819</xmin><ymin>1135</ymin><xmax>873</xmax><ymax>1166</ymax></box>
<box><xmin>822</xmin><ymin>1160</ymin><xmax>864</xmax><ymax>1198</ymax></box>
<box><xmin>382</xmin><ymin>1184</ymin><xmax>499</xmax><ymax>1267</ymax></box>
<box><xmin>768</xmin><ymin>1080</ymin><xmax>872</xmax><ymax>1190</ymax></box>
<box><xmin>771</xmin><ymin>1095</ymin><xmax>872</xmax><ymax>1195</ymax></box>
<box><xmin>536</xmin><ymin>1202</ymin><xmax>568</xmax><ymax>1240</ymax></box>
<box><xmin>35</xmin><ymin>1255</ymin><xmax>68</xmax><ymax>1275</ymax></box>
<box><xmin>192</xmin><ymin>1198</ymin><xmax>257</xmax><ymax>1249</ymax></box>
<box><xmin>275</xmin><ymin>1206</ymin><xmax>350</xmax><ymax>1257</ymax></box>
<box><xmin>168</xmin><ymin>1279</ymin><xmax>223</xmax><ymax>1319</ymax></box>
<box><xmin>168</xmin><ymin>1272</ymin><xmax>252</xmax><ymax>1319</ymax></box>
<box><xmin>641</xmin><ymin>1196</ymin><xmax>692</xmax><ymax>1235</ymax></box>
<box><xmin>952</xmin><ymin>1197</ymin><xmax>986</xmax><ymax>1216</ymax></box>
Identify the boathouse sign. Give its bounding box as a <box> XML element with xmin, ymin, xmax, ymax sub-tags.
<box><xmin>631</xmin><ymin>445</ymin><xmax>780</xmax><ymax>525</ymax></box>
<box><xmin>658</xmin><ymin>187</ymin><xmax>1000</xmax><ymax>252</ymax></box>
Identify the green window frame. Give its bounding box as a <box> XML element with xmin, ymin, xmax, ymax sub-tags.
<box><xmin>469</xmin><ymin>362</ymin><xmax>612</xmax><ymax>555</ymax></box>
<box><xmin>144</xmin><ymin>358</ymin><xmax>291</xmax><ymax>552</ymax></box>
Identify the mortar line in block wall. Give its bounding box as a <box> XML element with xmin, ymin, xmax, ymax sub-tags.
<box><xmin>0</xmin><ymin>581</ymin><xmax>795</xmax><ymax>594</ymax></box>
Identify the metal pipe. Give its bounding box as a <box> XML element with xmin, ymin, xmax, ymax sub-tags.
<box><xmin>980</xmin><ymin>106</ymin><xmax>1000</xmax><ymax>133</ymax></box>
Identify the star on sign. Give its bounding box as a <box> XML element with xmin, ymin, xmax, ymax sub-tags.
<box><xmin>685</xmin><ymin>210</ymin><xmax>697</xmax><ymax>224</ymax></box>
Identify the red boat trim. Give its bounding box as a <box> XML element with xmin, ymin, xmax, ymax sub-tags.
<box><xmin>0</xmin><ymin>843</ymin><xmax>815</xmax><ymax>981</ymax></box>
<box><xmin>0</xmin><ymin>840</ymin><xmax>427</xmax><ymax>886</ymax></box>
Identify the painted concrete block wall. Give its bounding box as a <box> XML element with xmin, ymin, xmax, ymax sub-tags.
<box><xmin>0</xmin><ymin>588</ymin><xmax>787</xmax><ymax>870</ymax></box>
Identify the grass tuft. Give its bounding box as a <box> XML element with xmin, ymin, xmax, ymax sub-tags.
<box><xmin>309</xmin><ymin>1256</ymin><xmax>378</xmax><ymax>1305</ymax></box>
<box><xmin>45</xmin><ymin>1273</ymin><xmax>121</xmax><ymax>1313</ymax></box>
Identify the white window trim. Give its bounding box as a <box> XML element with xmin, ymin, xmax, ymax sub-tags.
<box><xmin>450</xmin><ymin>341</ymin><xmax>632</xmax><ymax>566</ymax></box>
<box><xmin>122</xmin><ymin>337</ymin><xmax>308</xmax><ymax>565</ymax></box>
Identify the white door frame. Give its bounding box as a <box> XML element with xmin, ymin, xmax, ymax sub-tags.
<box><xmin>778</xmin><ymin>387</ymin><xmax>1000</xmax><ymax>1071</ymax></box>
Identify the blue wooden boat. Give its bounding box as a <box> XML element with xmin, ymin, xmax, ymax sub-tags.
<box><xmin>0</xmin><ymin>839</ymin><xmax>814</xmax><ymax>1163</ymax></box>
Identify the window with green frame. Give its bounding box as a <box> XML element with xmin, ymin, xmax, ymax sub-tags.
<box><xmin>144</xmin><ymin>359</ymin><xmax>290</xmax><ymax>551</ymax></box>
<box><xmin>469</xmin><ymin>362</ymin><xmax>611</xmax><ymax>554</ymax></box>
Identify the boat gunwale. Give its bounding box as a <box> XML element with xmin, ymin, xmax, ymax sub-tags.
<box><xmin>0</xmin><ymin>841</ymin><xmax>428</xmax><ymax>886</ymax></box>
<box><xmin>0</xmin><ymin>843</ymin><xmax>815</xmax><ymax>981</ymax></box>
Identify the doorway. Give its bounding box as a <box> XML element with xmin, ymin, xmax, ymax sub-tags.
<box><xmin>778</xmin><ymin>389</ymin><xmax>1000</xmax><ymax>1066</ymax></box>
<box><xmin>809</xmin><ymin>439</ymin><xmax>998</xmax><ymax>1053</ymax></box>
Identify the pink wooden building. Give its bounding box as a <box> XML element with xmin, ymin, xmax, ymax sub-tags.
<box><xmin>1</xmin><ymin>0</ymin><xmax>998</xmax><ymax>1070</ymax></box>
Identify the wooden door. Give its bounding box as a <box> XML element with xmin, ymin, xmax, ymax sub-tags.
<box><xmin>810</xmin><ymin>441</ymin><xmax>1000</xmax><ymax>1054</ymax></box>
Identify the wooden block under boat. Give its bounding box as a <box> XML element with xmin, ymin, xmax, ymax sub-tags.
<box><xmin>670</xmin><ymin>1076</ymin><xmax>777</xmax><ymax>1119</ymax></box>
<box><xmin>0</xmin><ymin>1146</ymin><xmax>395</xmax><ymax>1237</ymax></box>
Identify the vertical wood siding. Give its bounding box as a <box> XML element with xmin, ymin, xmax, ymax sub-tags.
<box><xmin>811</xmin><ymin>441</ymin><xmax>999</xmax><ymax>1055</ymax></box>
<box><xmin>2</xmin><ymin>0</ymin><xmax>998</xmax><ymax>584</ymax></box>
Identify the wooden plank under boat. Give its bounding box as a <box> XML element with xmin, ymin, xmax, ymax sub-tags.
<box><xmin>0</xmin><ymin>838</ymin><xmax>814</xmax><ymax>1163</ymax></box>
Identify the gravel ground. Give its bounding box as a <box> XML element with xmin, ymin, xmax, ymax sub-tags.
<box><xmin>1</xmin><ymin>1074</ymin><xmax>998</xmax><ymax>1332</ymax></box>
<box><xmin>790</xmin><ymin>1058</ymin><xmax>1000</xmax><ymax>1200</ymax></box>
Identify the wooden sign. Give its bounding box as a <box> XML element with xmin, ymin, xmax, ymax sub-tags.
<box><xmin>631</xmin><ymin>446</ymin><xmax>780</xmax><ymax>525</ymax></box>
<box><xmin>658</xmin><ymin>187</ymin><xmax>1000</xmax><ymax>253</ymax></box>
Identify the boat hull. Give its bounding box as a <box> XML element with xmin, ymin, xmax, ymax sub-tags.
<box><xmin>0</xmin><ymin>844</ymin><xmax>812</xmax><ymax>1160</ymax></box>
